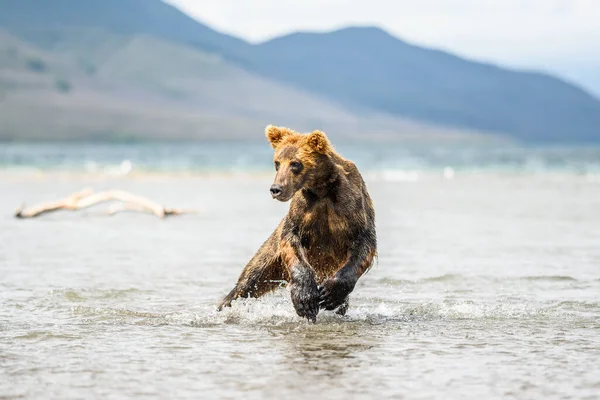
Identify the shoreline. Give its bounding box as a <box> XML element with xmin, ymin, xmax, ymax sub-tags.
<box><xmin>1</xmin><ymin>167</ymin><xmax>599</xmax><ymax>183</ymax></box>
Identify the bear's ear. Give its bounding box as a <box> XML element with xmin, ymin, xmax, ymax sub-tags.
<box><xmin>306</xmin><ymin>130</ymin><xmax>331</xmax><ymax>154</ymax></box>
<box><xmin>265</xmin><ymin>125</ymin><xmax>290</xmax><ymax>148</ymax></box>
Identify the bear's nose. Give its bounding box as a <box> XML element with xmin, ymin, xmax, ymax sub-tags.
<box><xmin>270</xmin><ymin>184</ymin><xmax>283</xmax><ymax>198</ymax></box>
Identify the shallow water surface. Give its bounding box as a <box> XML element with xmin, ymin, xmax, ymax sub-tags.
<box><xmin>1</xmin><ymin>171</ymin><xmax>600</xmax><ymax>399</ymax></box>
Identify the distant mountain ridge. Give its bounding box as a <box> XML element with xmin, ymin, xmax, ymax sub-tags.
<box><xmin>248</xmin><ymin>27</ymin><xmax>600</xmax><ymax>142</ymax></box>
<box><xmin>2</xmin><ymin>28</ymin><xmax>477</xmax><ymax>142</ymax></box>
<box><xmin>0</xmin><ymin>0</ymin><xmax>599</xmax><ymax>142</ymax></box>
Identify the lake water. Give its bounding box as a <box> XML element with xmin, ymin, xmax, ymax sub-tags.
<box><xmin>1</xmin><ymin>142</ymin><xmax>600</xmax><ymax>399</ymax></box>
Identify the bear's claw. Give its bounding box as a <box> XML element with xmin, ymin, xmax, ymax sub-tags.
<box><xmin>290</xmin><ymin>278</ymin><xmax>320</xmax><ymax>323</ymax></box>
<box><xmin>335</xmin><ymin>298</ymin><xmax>349</xmax><ymax>316</ymax></box>
<box><xmin>295</xmin><ymin>302</ymin><xmax>318</xmax><ymax>323</ymax></box>
<box><xmin>216</xmin><ymin>287</ymin><xmax>237</xmax><ymax>311</ymax></box>
<box><xmin>318</xmin><ymin>275</ymin><xmax>355</xmax><ymax>311</ymax></box>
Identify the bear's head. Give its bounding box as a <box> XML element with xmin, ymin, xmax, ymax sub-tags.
<box><xmin>265</xmin><ymin>125</ymin><xmax>334</xmax><ymax>202</ymax></box>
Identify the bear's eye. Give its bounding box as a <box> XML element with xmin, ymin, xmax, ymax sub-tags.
<box><xmin>274</xmin><ymin>161</ymin><xmax>280</xmax><ymax>171</ymax></box>
<box><xmin>290</xmin><ymin>161</ymin><xmax>303</xmax><ymax>173</ymax></box>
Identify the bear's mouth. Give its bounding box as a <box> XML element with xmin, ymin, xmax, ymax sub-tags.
<box><xmin>270</xmin><ymin>181</ymin><xmax>296</xmax><ymax>202</ymax></box>
<box><xmin>273</xmin><ymin>191</ymin><xmax>293</xmax><ymax>202</ymax></box>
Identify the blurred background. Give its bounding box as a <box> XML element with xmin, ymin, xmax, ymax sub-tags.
<box><xmin>0</xmin><ymin>0</ymin><xmax>599</xmax><ymax>150</ymax></box>
<box><xmin>2</xmin><ymin>1</ymin><xmax>600</xmax><ymax>399</ymax></box>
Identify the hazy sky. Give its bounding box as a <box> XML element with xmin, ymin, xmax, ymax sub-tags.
<box><xmin>167</xmin><ymin>0</ymin><xmax>600</xmax><ymax>94</ymax></box>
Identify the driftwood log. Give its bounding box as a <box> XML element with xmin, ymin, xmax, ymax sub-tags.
<box><xmin>15</xmin><ymin>189</ymin><xmax>196</xmax><ymax>219</ymax></box>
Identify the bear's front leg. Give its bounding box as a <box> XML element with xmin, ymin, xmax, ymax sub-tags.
<box><xmin>319</xmin><ymin>233</ymin><xmax>377</xmax><ymax>312</ymax></box>
<box><xmin>281</xmin><ymin>220</ymin><xmax>323</xmax><ymax>322</ymax></box>
<box><xmin>289</xmin><ymin>265</ymin><xmax>320</xmax><ymax>323</ymax></box>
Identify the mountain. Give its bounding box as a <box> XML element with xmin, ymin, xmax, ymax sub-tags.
<box><xmin>245</xmin><ymin>27</ymin><xmax>600</xmax><ymax>142</ymax></box>
<box><xmin>1</xmin><ymin>0</ymin><xmax>599</xmax><ymax>142</ymax></box>
<box><xmin>1</xmin><ymin>29</ymin><xmax>480</xmax><ymax>141</ymax></box>
<box><xmin>0</xmin><ymin>0</ymin><xmax>248</xmax><ymax>56</ymax></box>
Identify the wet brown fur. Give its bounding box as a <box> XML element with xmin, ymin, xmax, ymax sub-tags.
<box><xmin>217</xmin><ymin>125</ymin><xmax>377</xmax><ymax>321</ymax></box>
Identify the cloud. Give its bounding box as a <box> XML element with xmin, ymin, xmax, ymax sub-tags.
<box><xmin>168</xmin><ymin>1</ymin><xmax>599</xmax><ymax>39</ymax></box>
<box><xmin>167</xmin><ymin>0</ymin><xmax>600</xmax><ymax>94</ymax></box>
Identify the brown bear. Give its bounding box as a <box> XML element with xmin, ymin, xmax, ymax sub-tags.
<box><xmin>217</xmin><ymin>125</ymin><xmax>377</xmax><ymax>322</ymax></box>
